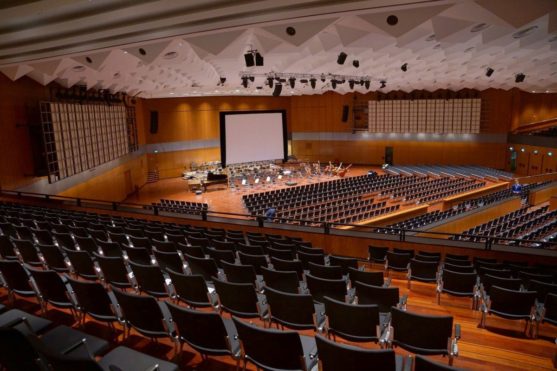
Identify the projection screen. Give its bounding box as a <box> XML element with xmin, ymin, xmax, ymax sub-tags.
<box><xmin>219</xmin><ymin>110</ymin><xmax>287</xmax><ymax>167</ymax></box>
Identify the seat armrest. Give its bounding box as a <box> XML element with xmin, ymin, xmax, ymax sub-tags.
<box><xmin>454</xmin><ymin>324</ymin><xmax>461</xmax><ymax>340</ymax></box>
<box><xmin>61</xmin><ymin>338</ymin><xmax>92</xmax><ymax>358</ymax></box>
<box><xmin>379</xmin><ymin>325</ymin><xmax>393</xmax><ymax>349</ymax></box>
<box><xmin>398</xmin><ymin>294</ymin><xmax>408</xmax><ymax>310</ymax></box>
<box><xmin>404</xmin><ymin>355</ymin><xmax>414</xmax><ymax>371</ymax></box>
<box><xmin>142</xmin><ymin>364</ymin><xmax>160</xmax><ymax>371</ymax></box>
<box><xmin>3</xmin><ymin>316</ymin><xmax>34</xmax><ymax>333</ymax></box>
<box><xmin>383</xmin><ymin>277</ymin><xmax>392</xmax><ymax>288</ymax></box>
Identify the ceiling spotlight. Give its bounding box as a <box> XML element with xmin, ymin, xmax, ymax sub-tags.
<box><xmin>486</xmin><ymin>68</ymin><xmax>494</xmax><ymax>77</ymax></box>
<box><xmin>364</xmin><ymin>80</ymin><xmax>370</xmax><ymax>89</ymax></box>
<box><xmin>349</xmin><ymin>80</ymin><xmax>355</xmax><ymax>89</ymax></box>
<box><xmin>332</xmin><ymin>80</ymin><xmax>337</xmax><ymax>89</ymax></box>
<box><xmin>380</xmin><ymin>80</ymin><xmax>386</xmax><ymax>88</ymax></box>
<box><xmin>267</xmin><ymin>77</ymin><xmax>274</xmax><ymax>88</ymax></box>
<box><xmin>289</xmin><ymin>77</ymin><xmax>296</xmax><ymax>89</ymax></box>
<box><xmin>337</xmin><ymin>52</ymin><xmax>347</xmax><ymax>65</ymax></box>
<box><xmin>272</xmin><ymin>83</ymin><xmax>282</xmax><ymax>97</ymax></box>
<box><xmin>286</xmin><ymin>26</ymin><xmax>296</xmax><ymax>36</ymax></box>
<box><xmin>310</xmin><ymin>78</ymin><xmax>316</xmax><ymax>89</ymax></box>
<box><xmin>353</xmin><ymin>60</ymin><xmax>359</xmax><ymax>68</ymax></box>
<box><xmin>241</xmin><ymin>76</ymin><xmax>249</xmax><ymax>88</ymax></box>
<box><xmin>387</xmin><ymin>15</ymin><xmax>399</xmax><ymax>26</ymax></box>
<box><xmin>401</xmin><ymin>63</ymin><xmax>408</xmax><ymax>72</ymax></box>
<box><xmin>139</xmin><ymin>48</ymin><xmax>146</xmax><ymax>55</ymax></box>
<box><xmin>515</xmin><ymin>73</ymin><xmax>525</xmax><ymax>83</ymax></box>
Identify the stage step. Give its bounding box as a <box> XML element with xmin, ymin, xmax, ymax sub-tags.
<box><xmin>147</xmin><ymin>169</ymin><xmax>160</xmax><ymax>183</ymax></box>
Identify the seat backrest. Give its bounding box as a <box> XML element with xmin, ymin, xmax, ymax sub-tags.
<box><xmin>270</xmin><ymin>257</ymin><xmax>304</xmax><ymax>280</ymax></box>
<box><xmin>544</xmin><ymin>293</ymin><xmax>557</xmax><ymax>322</ymax></box>
<box><xmin>368</xmin><ymin>246</ymin><xmax>388</xmax><ymax>262</ymax></box>
<box><xmin>152</xmin><ymin>239</ymin><xmax>177</xmax><ymax>253</ymax></box>
<box><xmin>0</xmin><ymin>259</ymin><xmax>33</xmax><ymax>292</ymax></box>
<box><xmin>441</xmin><ymin>269</ymin><xmax>477</xmax><ymax>295</ymax></box>
<box><xmin>128</xmin><ymin>261</ymin><xmax>167</xmax><ymax>296</ymax></box>
<box><xmin>264</xmin><ymin>286</ymin><xmax>316</xmax><ymax>329</ymax></box>
<box><xmin>112</xmin><ymin>288</ymin><xmax>166</xmax><ymax>335</ymax></box>
<box><xmin>63</xmin><ymin>247</ymin><xmax>97</xmax><ymax>279</ymax></box>
<box><xmin>488</xmin><ymin>286</ymin><xmax>537</xmax><ymax>316</ymax></box>
<box><xmin>12</xmin><ymin>238</ymin><xmax>40</xmax><ymax>263</ymax></box>
<box><xmin>94</xmin><ymin>253</ymin><xmax>130</xmax><ymax>288</ymax></box>
<box><xmin>153</xmin><ymin>249</ymin><xmax>183</xmax><ymax>272</ymax></box>
<box><xmin>266</xmin><ymin>246</ymin><xmax>295</xmax><ymax>261</ymax></box>
<box><xmin>410</xmin><ymin>259</ymin><xmax>439</xmax><ymax>280</ymax></box>
<box><xmin>166</xmin><ymin>269</ymin><xmax>211</xmax><ymax>307</ymax></box>
<box><xmin>348</xmin><ymin>267</ymin><xmax>384</xmax><ymax>287</ymax></box>
<box><xmin>391</xmin><ymin>306</ymin><xmax>453</xmax><ymax>355</ymax></box>
<box><xmin>185</xmin><ymin>254</ymin><xmax>219</xmax><ymax>282</ymax></box>
<box><xmin>213</xmin><ymin>278</ymin><xmax>259</xmax><ymax>317</ymax></box>
<box><xmin>124</xmin><ymin>246</ymin><xmax>151</xmax><ymax>265</ymax></box>
<box><xmin>204</xmin><ymin>247</ymin><xmax>236</xmax><ymax>267</ymax></box>
<box><xmin>519</xmin><ymin>271</ymin><xmax>553</xmax><ymax>284</ymax></box>
<box><xmin>221</xmin><ymin>260</ymin><xmax>257</xmax><ymax>284</ymax></box>
<box><xmin>315</xmin><ymin>334</ymin><xmax>396</xmax><ymax>371</ymax></box>
<box><xmin>528</xmin><ymin>280</ymin><xmax>557</xmax><ymax>303</ymax></box>
<box><xmin>308</xmin><ymin>262</ymin><xmax>343</xmax><ymax>280</ymax></box>
<box><xmin>37</xmin><ymin>244</ymin><xmax>67</xmax><ymax>271</ymax></box>
<box><xmin>414</xmin><ymin>354</ymin><xmax>465</xmax><ymax>371</ymax></box>
<box><xmin>323</xmin><ymin>296</ymin><xmax>379</xmax><ymax>341</ymax></box>
<box><xmin>165</xmin><ymin>301</ymin><xmax>230</xmax><ymax>353</ymax></box>
<box><xmin>478</xmin><ymin>266</ymin><xmax>512</xmax><ymax>279</ymax></box>
<box><xmin>261</xmin><ymin>266</ymin><xmax>299</xmax><ymax>294</ymax></box>
<box><xmin>445</xmin><ymin>254</ymin><xmax>469</xmax><ymax>262</ymax></box>
<box><xmin>297</xmin><ymin>251</ymin><xmax>326</xmax><ymax>269</ymax></box>
<box><xmin>238</xmin><ymin>252</ymin><xmax>268</xmax><ymax>274</ymax></box>
<box><xmin>232</xmin><ymin>316</ymin><xmax>305</xmax><ymax>370</ymax></box>
<box><xmin>177</xmin><ymin>242</ymin><xmax>204</xmax><ymax>258</ymax></box>
<box><xmin>305</xmin><ymin>273</ymin><xmax>347</xmax><ymax>304</ymax></box>
<box><xmin>354</xmin><ymin>281</ymin><xmax>399</xmax><ymax>312</ymax></box>
<box><xmin>28</xmin><ymin>268</ymin><xmax>70</xmax><ymax>305</ymax></box>
<box><xmin>66</xmin><ymin>276</ymin><xmax>114</xmax><ymax>318</ymax></box>
<box><xmin>443</xmin><ymin>262</ymin><xmax>475</xmax><ymax>273</ymax></box>
<box><xmin>237</xmin><ymin>242</ymin><xmax>264</xmax><ymax>256</ymax></box>
<box><xmin>0</xmin><ymin>235</ymin><xmax>17</xmax><ymax>259</ymax></box>
<box><xmin>74</xmin><ymin>236</ymin><xmax>99</xmax><ymax>254</ymax></box>
<box><xmin>386</xmin><ymin>251</ymin><xmax>411</xmax><ymax>270</ymax></box>
<box><xmin>481</xmin><ymin>274</ymin><xmax>521</xmax><ymax>292</ymax></box>
<box><xmin>329</xmin><ymin>256</ymin><xmax>359</xmax><ymax>274</ymax></box>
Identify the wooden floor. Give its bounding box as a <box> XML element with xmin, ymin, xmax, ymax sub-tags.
<box><xmin>2</xmin><ymin>268</ymin><xmax>556</xmax><ymax>370</ymax></box>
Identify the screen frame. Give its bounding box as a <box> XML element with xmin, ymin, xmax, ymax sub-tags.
<box><xmin>219</xmin><ymin>109</ymin><xmax>288</xmax><ymax>167</ymax></box>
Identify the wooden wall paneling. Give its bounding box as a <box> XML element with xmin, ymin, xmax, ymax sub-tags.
<box><xmin>528</xmin><ymin>184</ymin><xmax>557</xmax><ymax>205</ymax></box>
<box><xmin>528</xmin><ymin>151</ymin><xmax>543</xmax><ymax>175</ymax></box>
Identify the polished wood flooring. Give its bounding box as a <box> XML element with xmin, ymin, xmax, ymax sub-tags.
<box><xmin>1</xmin><ymin>267</ymin><xmax>556</xmax><ymax>371</ymax></box>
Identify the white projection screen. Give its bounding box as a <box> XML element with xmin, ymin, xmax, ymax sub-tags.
<box><xmin>220</xmin><ymin>110</ymin><xmax>287</xmax><ymax>166</ymax></box>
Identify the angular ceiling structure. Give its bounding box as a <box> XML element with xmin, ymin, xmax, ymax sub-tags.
<box><xmin>0</xmin><ymin>0</ymin><xmax>556</xmax><ymax>97</ymax></box>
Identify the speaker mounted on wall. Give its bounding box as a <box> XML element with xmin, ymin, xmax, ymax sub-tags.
<box><xmin>341</xmin><ymin>105</ymin><xmax>349</xmax><ymax>122</ymax></box>
<box><xmin>150</xmin><ymin>111</ymin><xmax>159</xmax><ymax>134</ymax></box>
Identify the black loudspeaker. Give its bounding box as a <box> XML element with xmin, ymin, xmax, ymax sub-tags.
<box><xmin>150</xmin><ymin>111</ymin><xmax>159</xmax><ymax>134</ymax></box>
<box><xmin>341</xmin><ymin>105</ymin><xmax>349</xmax><ymax>122</ymax></box>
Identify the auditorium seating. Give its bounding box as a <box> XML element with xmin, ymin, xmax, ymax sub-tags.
<box><xmin>1</xmin><ymin>199</ymin><xmax>556</xmax><ymax>370</ymax></box>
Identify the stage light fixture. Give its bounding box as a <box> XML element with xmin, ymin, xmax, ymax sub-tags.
<box><xmin>331</xmin><ymin>80</ymin><xmax>337</xmax><ymax>89</ymax></box>
<box><xmin>244</xmin><ymin>52</ymin><xmax>254</xmax><ymax>67</ymax></box>
<box><xmin>364</xmin><ymin>80</ymin><xmax>370</xmax><ymax>89</ymax></box>
<box><xmin>289</xmin><ymin>77</ymin><xmax>296</xmax><ymax>88</ymax></box>
<box><xmin>401</xmin><ymin>63</ymin><xmax>408</xmax><ymax>72</ymax></box>
<box><xmin>310</xmin><ymin>78</ymin><xmax>316</xmax><ymax>89</ymax></box>
<box><xmin>241</xmin><ymin>76</ymin><xmax>249</xmax><ymax>88</ymax></box>
<box><xmin>219</xmin><ymin>77</ymin><xmax>226</xmax><ymax>85</ymax></box>
<box><xmin>486</xmin><ymin>67</ymin><xmax>494</xmax><ymax>77</ymax></box>
<box><xmin>337</xmin><ymin>52</ymin><xmax>347</xmax><ymax>65</ymax></box>
<box><xmin>515</xmin><ymin>73</ymin><xmax>525</xmax><ymax>83</ymax></box>
<box><xmin>349</xmin><ymin>80</ymin><xmax>355</xmax><ymax>89</ymax></box>
<box><xmin>272</xmin><ymin>83</ymin><xmax>282</xmax><ymax>97</ymax></box>
<box><xmin>255</xmin><ymin>52</ymin><xmax>264</xmax><ymax>66</ymax></box>
<box><xmin>380</xmin><ymin>80</ymin><xmax>386</xmax><ymax>88</ymax></box>
<box><xmin>267</xmin><ymin>77</ymin><xmax>274</xmax><ymax>88</ymax></box>
<box><xmin>249</xmin><ymin>76</ymin><xmax>255</xmax><ymax>82</ymax></box>
<box><xmin>353</xmin><ymin>60</ymin><xmax>359</xmax><ymax>68</ymax></box>
<box><xmin>321</xmin><ymin>74</ymin><xmax>326</xmax><ymax>82</ymax></box>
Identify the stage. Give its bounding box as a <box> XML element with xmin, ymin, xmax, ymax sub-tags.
<box><xmin>126</xmin><ymin>165</ymin><xmax>383</xmax><ymax>216</ymax></box>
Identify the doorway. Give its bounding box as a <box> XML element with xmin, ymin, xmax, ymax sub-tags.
<box><xmin>385</xmin><ymin>146</ymin><xmax>394</xmax><ymax>165</ymax></box>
